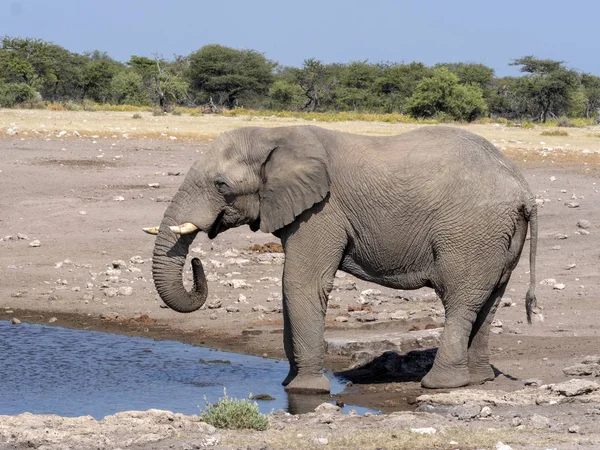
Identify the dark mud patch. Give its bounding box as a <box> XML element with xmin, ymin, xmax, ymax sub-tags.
<box><xmin>33</xmin><ymin>158</ymin><xmax>121</xmax><ymax>169</ymax></box>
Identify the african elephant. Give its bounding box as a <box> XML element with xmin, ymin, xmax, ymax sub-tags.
<box><xmin>144</xmin><ymin>125</ymin><xmax>538</xmax><ymax>393</ymax></box>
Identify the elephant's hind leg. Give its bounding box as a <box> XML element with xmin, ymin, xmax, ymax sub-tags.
<box><xmin>420</xmin><ymin>293</ymin><xmax>485</xmax><ymax>389</ymax></box>
<box><xmin>467</xmin><ymin>282</ymin><xmax>507</xmax><ymax>385</ymax></box>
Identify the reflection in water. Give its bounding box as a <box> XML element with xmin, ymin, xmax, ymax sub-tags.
<box><xmin>0</xmin><ymin>321</ymin><xmax>376</xmax><ymax>418</ymax></box>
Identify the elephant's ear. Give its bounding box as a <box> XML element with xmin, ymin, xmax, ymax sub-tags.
<box><xmin>258</xmin><ymin>129</ymin><xmax>330</xmax><ymax>234</ymax></box>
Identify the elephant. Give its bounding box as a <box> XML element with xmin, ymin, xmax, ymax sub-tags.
<box><xmin>143</xmin><ymin>125</ymin><xmax>538</xmax><ymax>394</ymax></box>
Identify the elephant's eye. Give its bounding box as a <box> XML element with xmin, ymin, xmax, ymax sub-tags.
<box><xmin>215</xmin><ymin>177</ymin><xmax>235</xmax><ymax>204</ymax></box>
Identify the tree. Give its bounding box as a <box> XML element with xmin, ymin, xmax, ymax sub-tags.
<box><xmin>110</xmin><ymin>71</ymin><xmax>149</xmax><ymax>105</ymax></box>
<box><xmin>406</xmin><ymin>67</ymin><xmax>488</xmax><ymax>121</ymax></box>
<box><xmin>293</xmin><ymin>58</ymin><xmax>337</xmax><ymax>111</ymax></box>
<box><xmin>581</xmin><ymin>73</ymin><xmax>600</xmax><ymax>119</ymax></box>
<box><xmin>510</xmin><ymin>56</ymin><xmax>579</xmax><ymax>122</ymax></box>
<box><xmin>187</xmin><ymin>44</ymin><xmax>275</xmax><ymax>109</ymax></box>
<box><xmin>334</xmin><ymin>61</ymin><xmax>380</xmax><ymax>111</ymax></box>
<box><xmin>372</xmin><ymin>62</ymin><xmax>432</xmax><ymax>113</ymax></box>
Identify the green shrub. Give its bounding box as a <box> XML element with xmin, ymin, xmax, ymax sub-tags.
<box><xmin>201</xmin><ymin>389</ymin><xmax>269</xmax><ymax>431</ymax></box>
<box><xmin>132</xmin><ymin>113</ymin><xmax>142</xmax><ymax>119</ymax></box>
<box><xmin>152</xmin><ymin>109</ymin><xmax>166</xmax><ymax>116</ymax></box>
<box><xmin>171</xmin><ymin>109</ymin><xmax>182</xmax><ymax>116</ymax></box>
<box><xmin>540</xmin><ymin>129</ymin><xmax>569</xmax><ymax>136</ymax></box>
<box><xmin>557</xmin><ymin>116</ymin><xmax>576</xmax><ymax>127</ymax></box>
<box><xmin>521</xmin><ymin>121</ymin><xmax>535</xmax><ymax>129</ymax></box>
<box><xmin>0</xmin><ymin>83</ymin><xmax>40</xmax><ymax>107</ymax></box>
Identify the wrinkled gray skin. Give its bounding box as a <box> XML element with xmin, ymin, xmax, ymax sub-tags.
<box><xmin>151</xmin><ymin>125</ymin><xmax>538</xmax><ymax>393</ymax></box>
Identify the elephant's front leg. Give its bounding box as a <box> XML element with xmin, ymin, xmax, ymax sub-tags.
<box><xmin>279</xmin><ymin>217</ymin><xmax>346</xmax><ymax>394</ymax></box>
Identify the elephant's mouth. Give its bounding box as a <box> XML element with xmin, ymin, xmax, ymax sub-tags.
<box><xmin>207</xmin><ymin>210</ymin><xmax>226</xmax><ymax>239</ymax></box>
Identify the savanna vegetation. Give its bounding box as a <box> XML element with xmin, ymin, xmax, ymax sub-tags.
<box><xmin>1</xmin><ymin>36</ymin><xmax>599</xmax><ymax>124</ymax></box>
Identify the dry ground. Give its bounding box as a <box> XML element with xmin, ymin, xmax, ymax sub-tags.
<box><xmin>1</xmin><ymin>109</ymin><xmax>600</xmax><ymax>449</ymax></box>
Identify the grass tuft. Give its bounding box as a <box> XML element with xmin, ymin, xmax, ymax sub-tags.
<box><xmin>201</xmin><ymin>389</ymin><xmax>269</xmax><ymax>431</ymax></box>
<box><xmin>540</xmin><ymin>129</ymin><xmax>569</xmax><ymax>136</ymax></box>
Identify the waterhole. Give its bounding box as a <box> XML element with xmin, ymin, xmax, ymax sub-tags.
<box><xmin>0</xmin><ymin>321</ymin><xmax>376</xmax><ymax>418</ymax></box>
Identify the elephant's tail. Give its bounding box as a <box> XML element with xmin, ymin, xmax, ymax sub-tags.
<box><xmin>525</xmin><ymin>203</ymin><xmax>538</xmax><ymax>324</ymax></box>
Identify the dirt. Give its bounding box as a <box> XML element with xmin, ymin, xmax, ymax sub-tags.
<box><xmin>2</xmin><ymin>112</ymin><xmax>600</xmax><ymax>449</ymax></box>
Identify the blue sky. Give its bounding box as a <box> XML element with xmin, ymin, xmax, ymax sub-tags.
<box><xmin>2</xmin><ymin>0</ymin><xmax>599</xmax><ymax>76</ymax></box>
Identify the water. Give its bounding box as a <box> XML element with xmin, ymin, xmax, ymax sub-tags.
<box><xmin>0</xmin><ymin>321</ymin><xmax>376</xmax><ymax>418</ymax></box>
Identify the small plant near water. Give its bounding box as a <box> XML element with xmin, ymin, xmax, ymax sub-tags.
<box><xmin>201</xmin><ymin>389</ymin><xmax>269</xmax><ymax>431</ymax></box>
<box><xmin>540</xmin><ymin>129</ymin><xmax>569</xmax><ymax>136</ymax></box>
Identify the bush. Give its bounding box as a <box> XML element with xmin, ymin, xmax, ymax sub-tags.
<box><xmin>540</xmin><ymin>129</ymin><xmax>569</xmax><ymax>136</ymax></box>
<box><xmin>152</xmin><ymin>109</ymin><xmax>166</xmax><ymax>116</ymax></box>
<box><xmin>0</xmin><ymin>83</ymin><xmax>40</xmax><ymax>107</ymax></box>
<box><xmin>132</xmin><ymin>113</ymin><xmax>142</xmax><ymax>119</ymax></box>
<box><xmin>406</xmin><ymin>67</ymin><xmax>488</xmax><ymax>122</ymax></box>
<box><xmin>557</xmin><ymin>116</ymin><xmax>576</xmax><ymax>127</ymax></box>
<box><xmin>521</xmin><ymin>121</ymin><xmax>535</xmax><ymax>129</ymax></box>
<box><xmin>201</xmin><ymin>389</ymin><xmax>269</xmax><ymax>431</ymax></box>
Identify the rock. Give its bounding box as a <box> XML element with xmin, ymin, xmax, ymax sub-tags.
<box><xmin>148</xmin><ymin>183</ymin><xmax>160</xmax><ymax>188</ymax></box>
<box><xmin>79</xmin><ymin>210</ymin><xmax>87</xmax><ymax>215</ymax></box>
<box><xmin>357</xmin><ymin>313</ymin><xmax>377</xmax><ymax>322</ymax></box>
<box><xmin>155</xmin><ymin>195</ymin><xmax>171</xmax><ymax>202</ymax></box>
<box><xmin>480</xmin><ymin>406</ymin><xmax>492</xmax><ymax>417</ymax></box>
<box><xmin>491</xmin><ymin>319</ymin><xmax>502</xmax><ymax>328</ymax></box>
<box><xmin>360</xmin><ymin>289</ymin><xmax>381</xmax><ymax>297</ymax></box>
<box><xmin>314</xmin><ymin>437</ymin><xmax>329</xmax><ymax>446</ymax></box>
<box><xmin>449</xmin><ymin>403</ymin><xmax>481</xmax><ymax>420</ymax></box>
<box><xmin>334</xmin><ymin>315</ymin><xmax>349</xmax><ymax>323</ymax></box>
<box><xmin>540</xmin><ymin>278</ymin><xmax>557</xmax><ymax>285</ymax></box>
<box><xmin>410</xmin><ymin>427</ymin><xmax>436</xmax><ymax>435</ymax></box>
<box><xmin>130</xmin><ymin>255</ymin><xmax>145</xmax><ymax>264</ymax></box>
<box><xmin>11</xmin><ymin>318</ymin><xmax>21</xmax><ymax>325</ymax></box>
<box><xmin>252</xmin><ymin>305</ymin><xmax>268</xmax><ymax>313</ymax></box>
<box><xmin>112</xmin><ymin>260</ymin><xmax>127</xmax><ymax>269</ymax></box>
<box><xmin>113</xmin><ymin>196</ymin><xmax>125</xmax><ymax>202</ymax></box>
<box><xmin>236</xmin><ymin>294</ymin><xmax>248</xmax><ymax>304</ymax></box>
<box><xmin>390</xmin><ymin>310</ymin><xmax>408</xmax><ymax>320</ymax></box>
<box><xmin>225</xmin><ymin>279</ymin><xmax>251</xmax><ymax>289</ymax></box>
<box><xmin>583</xmin><ymin>355</ymin><xmax>600</xmax><ymax>365</ymax></box>
<box><xmin>565</xmin><ymin>263</ymin><xmax>576</xmax><ymax>270</ymax></box>
<box><xmin>333</xmin><ymin>278</ymin><xmax>356</xmax><ymax>291</ymax></box>
<box><xmin>315</xmin><ymin>402</ymin><xmax>340</xmax><ymax>412</ymax></box>
<box><xmin>226</xmin><ymin>306</ymin><xmax>240</xmax><ymax>313</ymax></box>
<box><xmin>529</xmin><ymin>414</ymin><xmax>550</xmax><ymax>429</ymax></box>
<box><xmin>496</xmin><ymin>442</ymin><xmax>513</xmax><ymax>450</ymax></box>
<box><xmin>568</xmin><ymin>425</ymin><xmax>580</xmax><ymax>433</ymax></box>
<box><xmin>326</xmin><ymin>329</ymin><xmax>441</xmax><ymax>357</ymax></box>
<box><xmin>563</xmin><ymin>364</ymin><xmax>600</xmax><ymax>377</ymax></box>
<box><xmin>565</xmin><ymin>201</ymin><xmax>580</xmax><ymax>208</ymax></box>
<box><xmin>29</xmin><ymin>240</ymin><xmax>41</xmax><ymax>247</ymax></box>
<box><xmin>7</xmin><ymin>127</ymin><xmax>18</xmax><ymax>135</ymax></box>
<box><xmin>206</xmin><ymin>299</ymin><xmax>222</xmax><ymax>309</ymax></box>
<box><xmin>577</xmin><ymin>219</ymin><xmax>591</xmax><ymax>229</ymax></box>
<box><xmin>577</xmin><ymin>229</ymin><xmax>591</xmax><ymax>235</ymax></box>
<box><xmin>549</xmin><ymin>176</ymin><xmax>556</xmax><ymax>182</ymax></box>
<box><xmin>554</xmin><ymin>233</ymin><xmax>568</xmax><ymax>240</ymax></box>
<box><xmin>553</xmin><ymin>283</ymin><xmax>566</xmax><ymax>290</ymax></box>
<box><xmin>104</xmin><ymin>287</ymin><xmax>118</xmax><ymax>297</ymax></box>
<box><xmin>118</xmin><ymin>286</ymin><xmax>133</xmax><ymax>296</ymax></box>
<box><xmin>16</xmin><ymin>233</ymin><xmax>28</xmax><ymax>240</ymax></box>
<box><xmin>524</xmin><ymin>378</ymin><xmax>543</xmax><ymax>387</ymax></box>
<box><xmin>167</xmin><ymin>171</ymin><xmax>181</xmax><ymax>176</ymax></box>
<box><xmin>511</xmin><ymin>417</ymin><xmax>522</xmax><ymax>427</ymax></box>
<box><xmin>57</xmin><ymin>130</ymin><xmax>67</xmax><ymax>137</ymax></box>
<box><xmin>48</xmin><ymin>317</ymin><xmax>58</xmax><ymax>323</ymax></box>
<box><xmin>551</xmin><ymin>379</ymin><xmax>600</xmax><ymax>396</ymax></box>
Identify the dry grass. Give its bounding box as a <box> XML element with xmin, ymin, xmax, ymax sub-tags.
<box><xmin>1</xmin><ymin>109</ymin><xmax>599</xmax><ymax>160</ymax></box>
<box><xmin>541</xmin><ymin>129</ymin><xmax>569</xmax><ymax>136</ymax></box>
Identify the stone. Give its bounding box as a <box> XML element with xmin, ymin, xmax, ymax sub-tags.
<box><xmin>11</xmin><ymin>318</ymin><xmax>21</xmax><ymax>325</ymax></box>
<box><xmin>360</xmin><ymin>289</ymin><xmax>382</xmax><ymax>297</ymax></box>
<box><xmin>577</xmin><ymin>219</ymin><xmax>591</xmax><ymax>229</ymax></box>
<box><xmin>551</xmin><ymin>379</ymin><xmax>599</xmax><ymax>396</ymax></box>
<box><xmin>577</xmin><ymin>229</ymin><xmax>591</xmax><ymax>235</ymax></box>
<box><xmin>357</xmin><ymin>313</ymin><xmax>377</xmax><ymax>322</ymax></box>
<box><xmin>326</xmin><ymin>329</ymin><xmax>441</xmax><ymax>356</ymax></box>
<box><xmin>252</xmin><ymin>305</ymin><xmax>268</xmax><ymax>313</ymax></box>
<box><xmin>148</xmin><ymin>183</ymin><xmax>160</xmax><ymax>188</ymax></box>
<box><xmin>449</xmin><ymin>403</ymin><xmax>481</xmax><ymax>420</ymax></box>
<box><xmin>29</xmin><ymin>240</ymin><xmax>41</xmax><ymax>247</ymax></box>
<box><xmin>540</xmin><ymin>278</ymin><xmax>557</xmax><ymax>285</ymax></box>
<box><xmin>390</xmin><ymin>310</ymin><xmax>408</xmax><ymax>320</ymax></box>
<box><xmin>104</xmin><ymin>287</ymin><xmax>118</xmax><ymax>297</ymax></box>
<box><xmin>334</xmin><ymin>316</ymin><xmax>349</xmax><ymax>323</ymax></box>
<box><xmin>226</xmin><ymin>306</ymin><xmax>240</xmax><ymax>313</ymax></box>
<box><xmin>480</xmin><ymin>406</ymin><xmax>492</xmax><ymax>417</ymax></box>
<box><xmin>529</xmin><ymin>414</ymin><xmax>550</xmax><ymax>429</ymax></box>
<box><xmin>524</xmin><ymin>378</ymin><xmax>543</xmax><ymax>387</ymax></box>
<box><xmin>314</xmin><ymin>437</ymin><xmax>329</xmax><ymax>446</ymax></box>
<box><xmin>113</xmin><ymin>196</ymin><xmax>125</xmax><ymax>202</ymax></box>
<box><xmin>410</xmin><ymin>427</ymin><xmax>436</xmax><ymax>435</ymax></box>
<box><xmin>226</xmin><ymin>279</ymin><xmax>251</xmax><ymax>289</ymax></box>
<box><xmin>118</xmin><ymin>286</ymin><xmax>133</xmax><ymax>296</ymax></box>
<box><xmin>16</xmin><ymin>233</ymin><xmax>28</xmax><ymax>240</ymax></box>
<box><xmin>553</xmin><ymin>283</ymin><xmax>566</xmax><ymax>290</ymax></box>
<box><xmin>130</xmin><ymin>255</ymin><xmax>145</xmax><ymax>264</ymax></box>
<box><xmin>155</xmin><ymin>195</ymin><xmax>171</xmax><ymax>202</ymax></box>
<box><xmin>568</xmin><ymin>425</ymin><xmax>580</xmax><ymax>433</ymax></box>
<box><xmin>496</xmin><ymin>443</ymin><xmax>513</xmax><ymax>450</ymax></box>
<box><xmin>565</xmin><ymin>201</ymin><xmax>580</xmax><ymax>208</ymax></box>
<box><xmin>48</xmin><ymin>317</ymin><xmax>58</xmax><ymax>323</ymax></box>
<box><xmin>206</xmin><ymin>299</ymin><xmax>222</xmax><ymax>309</ymax></box>
<box><xmin>333</xmin><ymin>278</ymin><xmax>357</xmax><ymax>291</ymax></box>
<box><xmin>112</xmin><ymin>260</ymin><xmax>127</xmax><ymax>269</ymax></box>
<box><xmin>315</xmin><ymin>402</ymin><xmax>340</xmax><ymax>412</ymax></box>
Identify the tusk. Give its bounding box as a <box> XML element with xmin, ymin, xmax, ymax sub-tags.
<box><xmin>142</xmin><ymin>226</ymin><xmax>159</xmax><ymax>235</ymax></box>
<box><xmin>169</xmin><ymin>222</ymin><xmax>199</xmax><ymax>235</ymax></box>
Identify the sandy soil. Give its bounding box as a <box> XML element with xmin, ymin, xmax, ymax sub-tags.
<box><xmin>2</xmin><ymin>110</ymin><xmax>600</xmax><ymax>449</ymax></box>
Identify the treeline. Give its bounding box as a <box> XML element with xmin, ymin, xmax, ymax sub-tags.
<box><xmin>1</xmin><ymin>36</ymin><xmax>600</xmax><ymax>123</ymax></box>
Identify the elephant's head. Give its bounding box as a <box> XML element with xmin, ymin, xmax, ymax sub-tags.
<box><xmin>144</xmin><ymin>126</ymin><xmax>330</xmax><ymax>313</ymax></box>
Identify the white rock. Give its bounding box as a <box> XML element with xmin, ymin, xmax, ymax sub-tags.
<box><xmin>361</xmin><ymin>289</ymin><xmax>382</xmax><ymax>297</ymax></box>
<box><xmin>480</xmin><ymin>406</ymin><xmax>492</xmax><ymax>417</ymax></box>
<box><xmin>553</xmin><ymin>283</ymin><xmax>566</xmax><ymax>290</ymax></box>
<box><xmin>118</xmin><ymin>286</ymin><xmax>133</xmax><ymax>296</ymax></box>
<box><xmin>496</xmin><ymin>442</ymin><xmax>513</xmax><ymax>450</ymax></box>
<box><xmin>540</xmin><ymin>278</ymin><xmax>557</xmax><ymax>285</ymax></box>
<box><xmin>410</xmin><ymin>427</ymin><xmax>436</xmax><ymax>435</ymax></box>
<box><xmin>104</xmin><ymin>287</ymin><xmax>118</xmax><ymax>297</ymax></box>
<box><xmin>226</xmin><ymin>279</ymin><xmax>251</xmax><ymax>289</ymax></box>
<box><xmin>29</xmin><ymin>240</ymin><xmax>41</xmax><ymax>247</ymax></box>
<box><xmin>226</xmin><ymin>306</ymin><xmax>240</xmax><ymax>313</ymax></box>
<box><xmin>549</xmin><ymin>176</ymin><xmax>556</xmax><ymax>182</ymax></box>
<box><xmin>57</xmin><ymin>131</ymin><xmax>67</xmax><ymax>137</ymax></box>
<box><xmin>113</xmin><ymin>196</ymin><xmax>125</xmax><ymax>202</ymax></box>
<box><xmin>334</xmin><ymin>316</ymin><xmax>349</xmax><ymax>323</ymax></box>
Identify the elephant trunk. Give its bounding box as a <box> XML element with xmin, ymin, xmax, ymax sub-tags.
<box><xmin>152</xmin><ymin>221</ymin><xmax>208</xmax><ymax>313</ymax></box>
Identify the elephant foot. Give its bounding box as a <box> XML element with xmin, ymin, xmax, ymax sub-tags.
<box><xmin>468</xmin><ymin>365</ymin><xmax>495</xmax><ymax>385</ymax></box>
<box><xmin>284</xmin><ymin>374</ymin><xmax>330</xmax><ymax>394</ymax></box>
<box><xmin>281</xmin><ymin>368</ymin><xmax>298</xmax><ymax>387</ymax></box>
<box><xmin>421</xmin><ymin>366</ymin><xmax>470</xmax><ymax>389</ymax></box>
